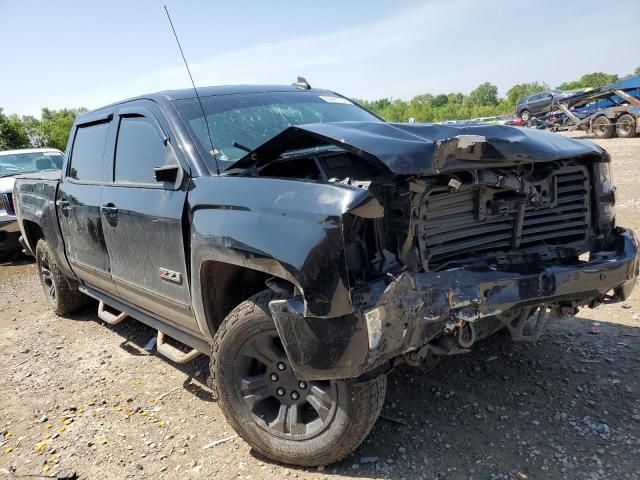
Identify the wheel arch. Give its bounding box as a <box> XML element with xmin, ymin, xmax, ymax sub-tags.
<box><xmin>199</xmin><ymin>260</ymin><xmax>295</xmax><ymax>334</ymax></box>
<box><xmin>22</xmin><ymin>219</ymin><xmax>45</xmax><ymax>254</ymax></box>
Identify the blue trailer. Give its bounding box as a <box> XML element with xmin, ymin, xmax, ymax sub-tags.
<box><xmin>546</xmin><ymin>75</ymin><xmax>640</xmax><ymax>138</ymax></box>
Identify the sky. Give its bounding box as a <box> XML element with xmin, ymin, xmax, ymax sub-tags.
<box><xmin>1</xmin><ymin>0</ymin><xmax>639</xmax><ymax>117</ymax></box>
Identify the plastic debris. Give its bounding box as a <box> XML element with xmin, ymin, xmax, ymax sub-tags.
<box><xmin>156</xmin><ymin>386</ymin><xmax>181</xmax><ymax>402</ymax></box>
<box><xmin>202</xmin><ymin>434</ymin><xmax>238</xmax><ymax>449</ymax></box>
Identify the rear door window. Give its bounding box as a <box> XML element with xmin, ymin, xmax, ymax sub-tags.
<box><xmin>68</xmin><ymin>122</ymin><xmax>110</xmax><ymax>181</ymax></box>
<box><xmin>113</xmin><ymin>116</ymin><xmax>166</xmax><ymax>184</ymax></box>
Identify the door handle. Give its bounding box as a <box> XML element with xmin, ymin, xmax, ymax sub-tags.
<box><xmin>56</xmin><ymin>199</ymin><xmax>70</xmax><ymax>209</ymax></box>
<box><xmin>100</xmin><ymin>203</ymin><xmax>118</xmax><ymax>215</ymax></box>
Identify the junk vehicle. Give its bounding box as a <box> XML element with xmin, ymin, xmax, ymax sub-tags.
<box><xmin>515</xmin><ymin>89</ymin><xmax>577</xmax><ymax>122</ymax></box>
<box><xmin>0</xmin><ymin>148</ymin><xmax>63</xmax><ymax>256</ymax></box>
<box><xmin>13</xmin><ymin>83</ymin><xmax>639</xmax><ymax>466</ymax></box>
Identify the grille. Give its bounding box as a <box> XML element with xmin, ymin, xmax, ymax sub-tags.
<box><xmin>420</xmin><ymin>167</ymin><xmax>591</xmax><ymax>270</ymax></box>
<box><xmin>2</xmin><ymin>193</ymin><xmax>15</xmax><ymax>216</ymax></box>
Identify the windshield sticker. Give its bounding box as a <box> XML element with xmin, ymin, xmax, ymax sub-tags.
<box><xmin>318</xmin><ymin>95</ymin><xmax>353</xmax><ymax>105</ymax></box>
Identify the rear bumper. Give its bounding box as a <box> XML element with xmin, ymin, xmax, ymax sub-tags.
<box><xmin>271</xmin><ymin>227</ymin><xmax>639</xmax><ymax>380</ymax></box>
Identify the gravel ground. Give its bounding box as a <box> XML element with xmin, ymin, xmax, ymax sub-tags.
<box><xmin>1</xmin><ymin>132</ymin><xmax>640</xmax><ymax>480</ymax></box>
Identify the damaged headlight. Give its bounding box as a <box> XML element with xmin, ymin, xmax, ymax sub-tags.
<box><xmin>595</xmin><ymin>160</ymin><xmax>616</xmax><ymax>233</ymax></box>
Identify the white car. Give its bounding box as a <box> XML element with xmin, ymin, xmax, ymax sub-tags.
<box><xmin>1</xmin><ymin>148</ymin><xmax>64</xmax><ymax>256</ymax></box>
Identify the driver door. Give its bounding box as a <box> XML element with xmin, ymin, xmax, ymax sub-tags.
<box><xmin>100</xmin><ymin>101</ymin><xmax>198</xmax><ymax>335</ymax></box>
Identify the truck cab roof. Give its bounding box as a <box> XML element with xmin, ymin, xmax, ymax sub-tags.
<box><xmin>76</xmin><ymin>84</ymin><xmax>336</xmax><ymax>120</ymax></box>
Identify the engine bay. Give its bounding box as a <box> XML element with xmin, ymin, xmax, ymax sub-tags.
<box><xmin>247</xmin><ymin>147</ymin><xmax>607</xmax><ymax>287</ymax></box>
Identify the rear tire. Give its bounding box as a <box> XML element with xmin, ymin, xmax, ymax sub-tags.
<box><xmin>616</xmin><ymin>114</ymin><xmax>637</xmax><ymax>138</ymax></box>
<box><xmin>35</xmin><ymin>239</ymin><xmax>88</xmax><ymax>315</ymax></box>
<box><xmin>520</xmin><ymin>110</ymin><xmax>532</xmax><ymax>122</ymax></box>
<box><xmin>210</xmin><ymin>290</ymin><xmax>386</xmax><ymax>466</ymax></box>
<box><xmin>592</xmin><ymin>116</ymin><xmax>615</xmax><ymax>139</ymax></box>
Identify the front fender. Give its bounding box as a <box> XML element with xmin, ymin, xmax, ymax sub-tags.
<box><xmin>189</xmin><ymin>176</ymin><xmax>382</xmax><ymax>332</ymax></box>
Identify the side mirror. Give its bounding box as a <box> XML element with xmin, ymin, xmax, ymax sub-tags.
<box><xmin>154</xmin><ymin>164</ymin><xmax>180</xmax><ymax>183</ymax></box>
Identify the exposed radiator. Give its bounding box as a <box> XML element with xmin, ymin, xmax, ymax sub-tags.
<box><xmin>419</xmin><ymin>166</ymin><xmax>591</xmax><ymax>270</ymax></box>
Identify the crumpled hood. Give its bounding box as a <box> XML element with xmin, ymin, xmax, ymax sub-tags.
<box><xmin>232</xmin><ymin>121</ymin><xmax>605</xmax><ymax>175</ymax></box>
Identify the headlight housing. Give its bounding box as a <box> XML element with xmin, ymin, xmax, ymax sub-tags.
<box><xmin>595</xmin><ymin>160</ymin><xmax>616</xmax><ymax>233</ymax></box>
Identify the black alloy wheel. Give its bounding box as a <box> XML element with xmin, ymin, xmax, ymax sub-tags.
<box><xmin>234</xmin><ymin>330</ymin><xmax>338</xmax><ymax>440</ymax></box>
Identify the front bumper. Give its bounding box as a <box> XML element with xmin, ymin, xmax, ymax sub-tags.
<box><xmin>0</xmin><ymin>218</ymin><xmax>21</xmax><ymax>254</ymax></box>
<box><xmin>270</xmin><ymin>228</ymin><xmax>639</xmax><ymax>380</ymax></box>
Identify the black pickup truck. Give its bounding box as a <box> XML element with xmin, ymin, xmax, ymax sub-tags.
<box><xmin>13</xmin><ymin>83</ymin><xmax>639</xmax><ymax>466</ymax></box>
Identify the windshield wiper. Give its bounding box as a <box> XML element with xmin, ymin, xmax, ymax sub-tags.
<box><xmin>233</xmin><ymin>141</ymin><xmax>253</xmax><ymax>153</ymax></box>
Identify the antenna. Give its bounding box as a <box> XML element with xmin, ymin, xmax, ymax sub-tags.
<box><xmin>163</xmin><ymin>5</ymin><xmax>220</xmax><ymax>175</ymax></box>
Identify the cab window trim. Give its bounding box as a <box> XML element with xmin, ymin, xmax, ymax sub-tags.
<box><xmin>109</xmin><ymin>109</ymin><xmax>179</xmax><ymax>189</ymax></box>
<box><xmin>65</xmin><ymin>116</ymin><xmax>113</xmax><ymax>186</ymax></box>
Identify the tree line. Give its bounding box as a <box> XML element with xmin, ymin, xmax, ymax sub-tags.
<box><xmin>1</xmin><ymin>68</ymin><xmax>639</xmax><ymax>151</ymax></box>
<box><xmin>358</xmin><ymin>68</ymin><xmax>640</xmax><ymax>123</ymax></box>
<box><xmin>0</xmin><ymin>107</ymin><xmax>86</xmax><ymax>151</ymax></box>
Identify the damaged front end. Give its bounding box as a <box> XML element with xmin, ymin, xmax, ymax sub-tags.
<box><xmin>237</xmin><ymin>122</ymin><xmax>639</xmax><ymax>380</ymax></box>
<box><xmin>272</xmin><ymin>227</ymin><xmax>637</xmax><ymax>380</ymax></box>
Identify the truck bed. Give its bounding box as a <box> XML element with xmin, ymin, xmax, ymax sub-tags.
<box><xmin>13</xmin><ymin>173</ymin><xmax>65</xmax><ymax>263</ymax></box>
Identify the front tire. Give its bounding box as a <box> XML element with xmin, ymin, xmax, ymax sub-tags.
<box><xmin>210</xmin><ymin>290</ymin><xmax>386</xmax><ymax>466</ymax></box>
<box><xmin>35</xmin><ymin>239</ymin><xmax>88</xmax><ymax>315</ymax></box>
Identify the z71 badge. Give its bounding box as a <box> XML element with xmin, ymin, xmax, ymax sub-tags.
<box><xmin>159</xmin><ymin>268</ymin><xmax>182</xmax><ymax>284</ymax></box>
